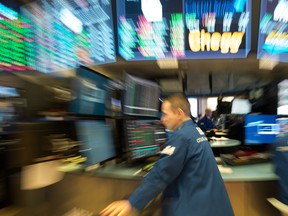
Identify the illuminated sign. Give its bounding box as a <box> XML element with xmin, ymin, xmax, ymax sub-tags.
<box><xmin>0</xmin><ymin>2</ymin><xmax>33</xmax><ymax>71</ymax></box>
<box><xmin>257</xmin><ymin>0</ymin><xmax>288</xmax><ymax>63</ymax></box>
<box><xmin>117</xmin><ymin>0</ymin><xmax>251</xmax><ymax>61</ymax></box>
<box><xmin>21</xmin><ymin>0</ymin><xmax>116</xmax><ymax>73</ymax></box>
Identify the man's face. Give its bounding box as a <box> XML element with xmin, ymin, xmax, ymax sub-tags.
<box><xmin>206</xmin><ymin>109</ymin><xmax>212</xmax><ymax>118</ymax></box>
<box><xmin>161</xmin><ymin>101</ymin><xmax>180</xmax><ymax>131</ymax></box>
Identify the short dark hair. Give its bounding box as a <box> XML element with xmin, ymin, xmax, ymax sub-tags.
<box><xmin>165</xmin><ymin>94</ymin><xmax>191</xmax><ymax>116</ymax></box>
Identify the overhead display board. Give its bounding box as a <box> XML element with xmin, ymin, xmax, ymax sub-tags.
<box><xmin>21</xmin><ymin>0</ymin><xmax>116</xmax><ymax>73</ymax></box>
<box><xmin>257</xmin><ymin>0</ymin><xmax>288</xmax><ymax>63</ymax></box>
<box><xmin>0</xmin><ymin>1</ymin><xmax>33</xmax><ymax>71</ymax></box>
<box><xmin>116</xmin><ymin>0</ymin><xmax>251</xmax><ymax>61</ymax></box>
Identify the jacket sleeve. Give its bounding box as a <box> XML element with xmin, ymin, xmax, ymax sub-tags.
<box><xmin>128</xmin><ymin>132</ymin><xmax>189</xmax><ymax>210</ymax></box>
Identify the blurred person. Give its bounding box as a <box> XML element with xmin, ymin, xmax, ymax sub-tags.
<box><xmin>272</xmin><ymin>118</ymin><xmax>288</xmax><ymax>207</ymax></box>
<box><xmin>198</xmin><ymin>108</ymin><xmax>217</xmax><ymax>132</ymax></box>
<box><xmin>196</xmin><ymin>113</ymin><xmax>202</xmax><ymax>122</ymax></box>
<box><xmin>99</xmin><ymin>94</ymin><xmax>234</xmax><ymax>216</ymax></box>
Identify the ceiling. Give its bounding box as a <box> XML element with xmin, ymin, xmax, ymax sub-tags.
<box><xmin>90</xmin><ymin>53</ymin><xmax>288</xmax><ymax>96</ymax></box>
<box><xmin>89</xmin><ymin>0</ymin><xmax>288</xmax><ymax>95</ymax></box>
<box><xmin>16</xmin><ymin>0</ymin><xmax>288</xmax><ymax>96</ymax></box>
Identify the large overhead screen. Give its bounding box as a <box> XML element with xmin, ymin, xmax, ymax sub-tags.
<box><xmin>21</xmin><ymin>0</ymin><xmax>116</xmax><ymax>73</ymax></box>
<box><xmin>0</xmin><ymin>1</ymin><xmax>33</xmax><ymax>71</ymax></box>
<box><xmin>117</xmin><ymin>0</ymin><xmax>251</xmax><ymax>61</ymax></box>
<box><xmin>257</xmin><ymin>0</ymin><xmax>288</xmax><ymax>63</ymax></box>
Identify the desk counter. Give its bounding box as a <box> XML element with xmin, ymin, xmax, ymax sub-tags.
<box><xmin>63</xmin><ymin>159</ymin><xmax>278</xmax><ymax>182</ymax></box>
<box><xmin>41</xmin><ymin>162</ymin><xmax>279</xmax><ymax>216</ymax></box>
<box><xmin>85</xmin><ymin>162</ymin><xmax>279</xmax><ymax>216</ymax></box>
<box><xmin>210</xmin><ymin>138</ymin><xmax>241</xmax><ymax>148</ymax></box>
<box><xmin>219</xmin><ymin>162</ymin><xmax>278</xmax><ymax>182</ymax></box>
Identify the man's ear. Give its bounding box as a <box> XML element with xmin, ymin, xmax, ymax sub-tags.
<box><xmin>177</xmin><ymin>108</ymin><xmax>184</xmax><ymax>117</ymax></box>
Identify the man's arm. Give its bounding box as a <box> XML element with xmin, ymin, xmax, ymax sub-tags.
<box><xmin>100</xmin><ymin>133</ymin><xmax>188</xmax><ymax>214</ymax></box>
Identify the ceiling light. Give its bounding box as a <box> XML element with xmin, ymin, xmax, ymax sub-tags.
<box><xmin>156</xmin><ymin>58</ymin><xmax>178</xmax><ymax>69</ymax></box>
<box><xmin>259</xmin><ymin>55</ymin><xmax>279</xmax><ymax>70</ymax></box>
<box><xmin>141</xmin><ymin>0</ymin><xmax>162</xmax><ymax>22</ymax></box>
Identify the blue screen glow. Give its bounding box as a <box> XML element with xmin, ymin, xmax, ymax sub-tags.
<box><xmin>257</xmin><ymin>0</ymin><xmax>288</xmax><ymax>63</ymax></box>
<box><xmin>244</xmin><ymin>114</ymin><xmax>278</xmax><ymax>145</ymax></box>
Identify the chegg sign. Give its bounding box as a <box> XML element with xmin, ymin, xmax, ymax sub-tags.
<box><xmin>188</xmin><ymin>29</ymin><xmax>245</xmax><ymax>54</ymax></box>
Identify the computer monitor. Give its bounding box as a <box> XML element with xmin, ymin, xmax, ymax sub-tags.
<box><xmin>124</xmin><ymin>119</ymin><xmax>166</xmax><ymax>162</ymax></box>
<box><xmin>123</xmin><ymin>74</ymin><xmax>161</xmax><ymax>117</ymax></box>
<box><xmin>231</xmin><ymin>98</ymin><xmax>252</xmax><ymax>114</ymax></box>
<box><xmin>116</xmin><ymin>0</ymin><xmax>252</xmax><ymax>60</ymax></box>
<box><xmin>71</xmin><ymin>66</ymin><xmax>123</xmax><ymax>116</ymax></box>
<box><xmin>4</xmin><ymin>72</ymin><xmax>74</xmax><ymax>120</ymax></box>
<box><xmin>257</xmin><ymin>0</ymin><xmax>288</xmax><ymax>63</ymax></box>
<box><xmin>278</xmin><ymin>79</ymin><xmax>288</xmax><ymax>115</ymax></box>
<box><xmin>0</xmin><ymin>0</ymin><xmax>33</xmax><ymax>72</ymax></box>
<box><xmin>20</xmin><ymin>0</ymin><xmax>116</xmax><ymax>73</ymax></box>
<box><xmin>5</xmin><ymin>120</ymin><xmax>79</xmax><ymax>169</ymax></box>
<box><xmin>244</xmin><ymin>114</ymin><xmax>278</xmax><ymax>145</ymax></box>
<box><xmin>76</xmin><ymin>120</ymin><xmax>117</xmax><ymax>166</ymax></box>
<box><xmin>105</xmin><ymin>80</ymin><xmax>124</xmax><ymax>117</ymax></box>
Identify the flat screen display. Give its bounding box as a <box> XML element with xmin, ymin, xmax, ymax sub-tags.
<box><xmin>244</xmin><ymin>114</ymin><xmax>278</xmax><ymax>145</ymax></box>
<box><xmin>70</xmin><ymin>66</ymin><xmax>109</xmax><ymax>116</ymax></box>
<box><xmin>231</xmin><ymin>98</ymin><xmax>251</xmax><ymax>114</ymax></box>
<box><xmin>20</xmin><ymin>0</ymin><xmax>116</xmax><ymax>73</ymax></box>
<box><xmin>123</xmin><ymin>74</ymin><xmax>161</xmax><ymax>117</ymax></box>
<box><xmin>278</xmin><ymin>79</ymin><xmax>288</xmax><ymax>115</ymax></box>
<box><xmin>257</xmin><ymin>0</ymin><xmax>288</xmax><ymax>63</ymax></box>
<box><xmin>124</xmin><ymin>119</ymin><xmax>166</xmax><ymax>161</ymax></box>
<box><xmin>76</xmin><ymin>120</ymin><xmax>117</xmax><ymax>166</ymax></box>
<box><xmin>0</xmin><ymin>1</ymin><xmax>33</xmax><ymax>71</ymax></box>
<box><xmin>116</xmin><ymin>0</ymin><xmax>251</xmax><ymax>61</ymax></box>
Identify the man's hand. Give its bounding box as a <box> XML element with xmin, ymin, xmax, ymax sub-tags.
<box><xmin>99</xmin><ymin>200</ymin><xmax>133</xmax><ymax>216</ymax></box>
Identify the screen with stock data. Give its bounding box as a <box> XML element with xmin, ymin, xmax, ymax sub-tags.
<box><xmin>123</xmin><ymin>74</ymin><xmax>161</xmax><ymax>117</ymax></box>
<box><xmin>0</xmin><ymin>1</ymin><xmax>33</xmax><ymax>71</ymax></box>
<box><xmin>125</xmin><ymin>119</ymin><xmax>166</xmax><ymax>161</ymax></box>
<box><xmin>20</xmin><ymin>0</ymin><xmax>116</xmax><ymax>73</ymax></box>
<box><xmin>117</xmin><ymin>0</ymin><xmax>251</xmax><ymax>61</ymax></box>
<box><xmin>257</xmin><ymin>0</ymin><xmax>288</xmax><ymax>63</ymax></box>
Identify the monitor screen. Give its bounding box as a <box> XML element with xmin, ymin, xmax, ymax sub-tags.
<box><xmin>257</xmin><ymin>0</ymin><xmax>288</xmax><ymax>63</ymax></box>
<box><xmin>124</xmin><ymin>119</ymin><xmax>166</xmax><ymax>161</ymax></box>
<box><xmin>70</xmin><ymin>66</ymin><xmax>115</xmax><ymax>116</ymax></box>
<box><xmin>231</xmin><ymin>98</ymin><xmax>251</xmax><ymax>114</ymax></box>
<box><xmin>105</xmin><ymin>80</ymin><xmax>124</xmax><ymax>117</ymax></box>
<box><xmin>0</xmin><ymin>1</ymin><xmax>33</xmax><ymax>71</ymax></box>
<box><xmin>7</xmin><ymin>73</ymin><xmax>74</xmax><ymax>120</ymax></box>
<box><xmin>123</xmin><ymin>74</ymin><xmax>161</xmax><ymax>117</ymax></box>
<box><xmin>76</xmin><ymin>120</ymin><xmax>117</xmax><ymax>166</ymax></box>
<box><xmin>116</xmin><ymin>0</ymin><xmax>252</xmax><ymax>61</ymax></box>
<box><xmin>276</xmin><ymin>117</ymin><xmax>288</xmax><ymax>135</ymax></box>
<box><xmin>0</xmin><ymin>86</ymin><xmax>19</xmax><ymax>97</ymax></box>
<box><xmin>244</xmin><ymin>114</ymin><xmax>278</xmax><ymax>145</ymax></box>
<box><xmin>278</xmin><ymin>79</ymin><xmax>288</xmax><ymax>115</ymax></box>
<box><xmin>20</xmin><ymin>0</ymin><xmax>116</xmax><ymax>73</ymax></box>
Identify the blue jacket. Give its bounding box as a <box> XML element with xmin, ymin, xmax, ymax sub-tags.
<box><xmin>273</xmin><ymin>135</ymin><xmax>288</xmax><ymax>205</ymax></box>
<box><xmin>198</xmin><ymin>115</ymin><xmax>216</xmax><ymax>131</ymax></box>
<box><xmin>128</xmin><ymin>120</ymin><xmax>234</xmax><ymax>216</ymax></box>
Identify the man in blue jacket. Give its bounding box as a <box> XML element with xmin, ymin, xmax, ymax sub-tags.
<box><xmin>272</xmin><ymin>119</ymin><xmax>288</xmax><ymax>206</ymax></box>
<box><xmin>100</xmin><ymin>94</ymin><xmax>234</xmax><ymax>216</ymax></box>
<box><xmin>198</xmin><ymin>108</ymin><xmax>216</xmax><ymax>132</ymax></box>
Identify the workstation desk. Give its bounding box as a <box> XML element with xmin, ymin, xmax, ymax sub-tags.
<box><xmin>8</xmin><ymin>134</ymin><xmax>278</xmax><ymax>216</ymax></box>
<box><xmin>35</xmin><ymin>161</ymin><xmax>278</xmax><ymax>216</ymax></box>
<box><xmin>209</xmin><ymin>138</ymin><xmax>241</xmax><ymax>148</ymax></box>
